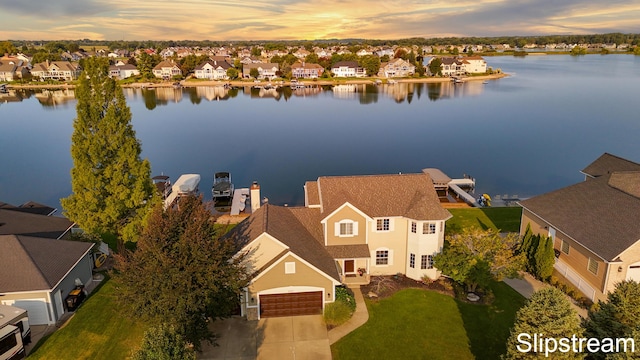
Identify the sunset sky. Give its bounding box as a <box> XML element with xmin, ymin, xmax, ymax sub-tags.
<box><xmin>1</xmin><ymin>0</ymin><xmax>639</xmax><ymax>41</ymax></box>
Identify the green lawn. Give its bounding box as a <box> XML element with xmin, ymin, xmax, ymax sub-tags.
<box><xmin>332</xmin><ymin>284</ymin><xmax>526</xmax><ymax>360</ymax></box>
<box><xmin>456</xmin><ymin>281</ymin><xmax>527</xmax><ymax>359</ymax></box>
<box><xmin>331</xmin><ymin>289</ymin><xmax>474</xmax><ymax>360</ymax></box>
<box><xmin>28</xmin><ymin>279</ymin><xmax>145</xmax><ymax>360</ymax></box>
<box><xmin>447</xmin><ymin>207</ymin><xmax>522</xmax><ymax>234</ymax></box>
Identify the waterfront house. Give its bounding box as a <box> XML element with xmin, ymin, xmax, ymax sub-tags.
<box><xmin>194</xmin><ymin>58</ymin><xmax>232</xmax><ymax>80</ymax></box>
<box><xmin>518</xmin><ymin>153</ymin><xmax>640</xmax><ymax>302</ymax></box>
<box><xmin>109</xmin><ymin>63</ymin><xmax>140</xmax><ymax>79</ymax></box>
<box><xmin>242</xmin><ymin>63</ymin><xmax>279</xmax><ymax>80</ymax></box>
<box><xmin>152</xmin><ymin>60</ymin><xmax>182</xmax><ymax>80</ymax></box>
<box><xmin>378</xmin><ymin>58</ymin><xmax>415</xmax><ymax>78</ymax></box>
<box><xmin>330</xmin><ymin>61</ymin><xmax>366</xmax><ymax>77</ymax></box>
<box><xmin>462</xmin><ymin>56</ymin><xmax>487</xmax><ymax>74</ymax></box>
<box><xmin>291</xmin><ymin>61</ymin><xmax>324</xmax><ymax>79</ymax></box>
<box><xmin>0</xmin><ymin>202</ymin><xmax>74</xmax><ymax>239</ymax></box>
<box><xmin>436</xmin><ymin>57</ymin><xmax>465</xmax><ymax>76</ymax></box>
<box><xmin>229</xmin><ymin>171</ymin><xmax>451</xmax><ymax>319</ymax></box>
<box><xmin>0</xmin><ymin>61</ymin><xmax>27</xmax><ymax>82</ymax></box>
<box><xmin>30</xmin><ymin>61</ymin><xmax>81</xmax><ymax>81</ymax></box>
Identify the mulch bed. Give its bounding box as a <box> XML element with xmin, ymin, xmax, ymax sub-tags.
<box><xmin>362</xmin><ymin>275</ymin><xmax>456</xmax><ymax>300</ymax></box>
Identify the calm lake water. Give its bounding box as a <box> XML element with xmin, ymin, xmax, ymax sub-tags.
<box><xmin>1</xmin><ymin>55</ymin><xmax>639</xmax><ymax>211</ymax></box>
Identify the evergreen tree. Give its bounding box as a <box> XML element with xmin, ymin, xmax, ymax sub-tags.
<box><xmin>504</xmin><ymin>287</ymin><xmax>583</xmax><ymax>359</ymax></box>
<box><xmin>114</xmin><ymin>195</ymin><xmax>249</xmax><ymax>350</ymax></box>
<box><xmin>428</xmin><ymin>58</ymin><xmax>442</xmax><ymax>76</ymax></box>
<box><xmin>534</xmin><ymin>236</ymin><xmax>555</xmax><ymax>280</ymax></box>
<box><xmin>584</xmin><ymin>281</ymin><xmax>640</xmax><ymax>359</ymax></box>
<box><xmin>61</xmin><ymin>57</ymin><xmax>155</xmax><ymax>247</ymax></box>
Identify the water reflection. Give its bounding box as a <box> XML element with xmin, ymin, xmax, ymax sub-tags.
<box><xmin>1</xmin><ymin>81</ymin><xmax>491</xmax><ymax>110</ymax></box>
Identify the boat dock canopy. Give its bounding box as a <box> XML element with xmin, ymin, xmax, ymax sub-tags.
<box><xmin>422</xmin><ymin>168</ymin><xmax>451</xmax><ymax>188</ymax></box>
<box><xmin>174</xmin><ymin>174</ymin><xmax>200</xmax><ymax>194</ymax></box>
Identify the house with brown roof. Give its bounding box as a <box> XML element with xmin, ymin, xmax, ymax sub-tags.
<box><xmin>194</xmin><ymin>58</ymin><xmax>232</xmax><ymax>80</ymax></box>
<box><xmin>229</xmin><ymin>171</ymin><xmax>451</xmax><ymax>319</ymax></box>
<box><xmin>152</xmin><ymin>60</ymin><xmax>182</xmax><ymax>80</ymax></box>
<box><xmin>0</xmin><ymin>203</ymin><xmax>74</xmax><ymax>239</ymax></box>
<box><xmin>518</xmin><ymin>153</ymin><xmax>640</xmax><ymax>302</ymax></box>
<box><xmin>0</xmin><ymin>235</ymin><xmax>94</xmax><ymax>325</ymax></box>
<box><xmin>30</xmin><ymin>61</ymin><xmax>81</xmax><ymax>81</ymax></box>
<box><xmin>378</xmin><ymin>58</ymin><xmax>415</xmax><ymax>78</ymax></box>
<box><xmin>291</xmin><ymin>62</ymin><xmax>324</xmax><ymax>79</ymax></box>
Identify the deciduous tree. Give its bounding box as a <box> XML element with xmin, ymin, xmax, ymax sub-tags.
<box><xmin>61</xmin><ymin>57</ymin><xmax>155</xmax><ymax>248</ymax></box>
<box><xmin>504</xmin><ymin>287</ymin><xmax>583</xmax><ymax>359</ymax></box>
<box><xmin>428</xmin><ymin>57</ymin><xmax>442</xmax><ymax>76</ymax></box>
<box><xmin>434</xmin><ymin>228</ymin><xmax>525</xmax><ymax>292</ymax></box>
<box><xmin>114</xmin><ymin>195</ymin><xmax>249</xmax><ymax>350</ymax></box>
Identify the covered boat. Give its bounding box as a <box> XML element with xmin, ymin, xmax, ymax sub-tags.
<box><xmin>212</xmin><ymin>172</ymin><xmax>234</xmax><ymax>198</ymax></box>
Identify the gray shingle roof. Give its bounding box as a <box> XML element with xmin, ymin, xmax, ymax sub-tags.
<box><xmin>519</xmin><ymin>172</ymin><xmax>640</xmax><ymax>261</ymax></box>
<box><xmin>0</xmin><ymin>209</ymin><xmax>74</xmax><ymax>239</ymax></box>
<box><xmin>0</xmin><ymin>235</ymin><xmax>93</xmax><ymax>293</ymax></box>
<box><xmin>582</xmin><ymin>153</ymin><xmax>640</xmax><ymax>178</ymax></box>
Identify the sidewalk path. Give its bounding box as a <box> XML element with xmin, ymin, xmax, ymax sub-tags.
<box><xmin>328</xmin><ymin>285</ymin><xmax>369</xmax><ymax>345</ymax></box>
<box><xmin>503</xmin><ymin>273</ymin><xmax>588</xmax><ymax>318</ymax></box>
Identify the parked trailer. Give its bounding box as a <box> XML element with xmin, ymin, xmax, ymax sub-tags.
<box><xmin>0</xmin><ymin>305</ymin><xmax>30</xmax><ymax>360</ymax></box>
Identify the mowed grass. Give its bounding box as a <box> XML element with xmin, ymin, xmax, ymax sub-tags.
<box><xmin>29</xmin><ymin>279</ymin><xmax>145</xmax><ymax>360</ymax></box>
<box><xmin>447</xmin><ymin>207</ymin><xmax>522</xmax><ymax>234</ymax></box>
<box><xmin>456</xmin><ymin>281</ymin><xmax>527</xmax><ymax>359</ymax></box>
<box><xmin>331</xmin><ymin>289</ymin><xmax>474</xmax><ymax>360</ymax></box>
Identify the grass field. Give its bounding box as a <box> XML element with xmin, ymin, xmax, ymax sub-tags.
<box><xmin>331</xmin><ymin>289</ymin><xmax>474</xmax><ymax>360</ymax></box>
<box><xmin>28</xmin><ymin>279</ymin><xmax>145</xmax><ymax>360</ymax></box>
<box><xmin>446</xmin><ymin>207</ymin><xmax>522</xmax><ymax>234</ymax></box>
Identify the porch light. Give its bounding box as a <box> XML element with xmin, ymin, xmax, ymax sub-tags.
<box><xmin>618</xmin><ymin>266</ymin><xmax>623</xmax><ymax>272</ymax></box>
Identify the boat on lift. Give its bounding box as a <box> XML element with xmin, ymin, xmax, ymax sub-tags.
<box><xmin>212</xmin><ymin>172</ymin><xmax>234</xmax><ymax>199</ymax></box>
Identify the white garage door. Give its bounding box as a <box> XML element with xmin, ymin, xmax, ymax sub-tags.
<box><xmin>2</xmin><ymin>298</ymin><xmax>50</xmax><ymax>325</ymax></box>
<box><xmin>626</xmin><ymin>265</ymin><xmax>640</xmax><ymax>282</ymax></box>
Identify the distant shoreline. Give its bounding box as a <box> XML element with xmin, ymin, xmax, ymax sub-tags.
<box><xmin>7</xmin><ymin>73</ymin><xmax>508</xmax><ymax>90</ymax></box>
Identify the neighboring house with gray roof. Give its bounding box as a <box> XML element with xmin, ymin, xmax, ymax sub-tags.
<box><xmin>30</xmin><ymin>61</ymin><xmax>81</xmax><ymax>81</ymax></box>
<box><xmin>0</xmin><ymin>235</ymin><xmax>94</xmax><ymax>325</ymax></box>
<box><xmin>518</xmin><ymin>153</ymin><xmax>640</xmax><ymax>302</ymax></box>
<box><xmin>0</xmin><ymin>206</ymin><xmax>74</xmax><ymax>239</ymax></box>
<box><xmin>228</xmin><ymin>171</ymin><xmax>450</xmax><ymax>319</ymax></box>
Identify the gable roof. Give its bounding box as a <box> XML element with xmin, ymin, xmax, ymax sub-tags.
<box><xmin>153</xmin><ymin>60</ymin><xmax>179</xmax><ymax>70</ymax></box>
<box><xmin>0</xmin><ymin>235</ymin><xmax>93</xmax><ymax>293</ymax></box>
<box><xmin>331</xmin><ymin>61</ymin><xmax>359</xmax><ymax>69</ymax></box>
<box><xmin>581</xmin><ymin>152</ymin><xmax>640</xmax><ymax>178</ymax></box>
<box><xmin>311</xmin><ymin>173</ymin><xmax>451</xmax><ymax>220</ymax></box>
<box><xmin>0</xmin><ymin>201</ymin><xmax>56</xmax><ymax>216</ymax></box>
<box><xmin>229</xmin><ymin>204</ymin><xmax>339</xmax><ymax>281</ymax></box>
<box><xmin>195</xmin><ymin>59</ymin><xmax>232</xmax><ymax>71</ymax></box>
<box><xmin>0</xmin><ymin>208</ymin><xmax>74</xmax><ymax>239</ymax></box>
<box><xmin>519</xmin><ymin>171</ymin><xmax>640</xmax><ymax>261</ymax></box>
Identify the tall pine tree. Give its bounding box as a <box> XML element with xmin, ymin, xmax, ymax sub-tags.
<box><xmin>62</xmin><ymin>57</ymin><xmax>155</xmax><ymax>248</ymax></box>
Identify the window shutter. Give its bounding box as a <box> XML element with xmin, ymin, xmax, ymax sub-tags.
<box><xmin>335</xmin><ymin>222</ymin><xmax>340</xmax><ymax>236</ymax></box>
<box><xmin>388</xmin><ymin>249</ymin><xmax>394</xmax><ymax>266</ymax></box>
<box><xmin>353</xmin><ymin>221</ymin><xmax>359</xmax><ymax>236</ymax></box>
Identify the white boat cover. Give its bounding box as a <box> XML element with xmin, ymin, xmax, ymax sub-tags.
<box><xmin>173</xmin><ymin>174</ymin><xmax>201</xmax><ymax>193</ymax></box>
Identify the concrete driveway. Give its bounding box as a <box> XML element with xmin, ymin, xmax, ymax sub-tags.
<box><xmin>199</xmin><ymin>315</ymin><xmax>331</xmax><ymax>360</ymax></box>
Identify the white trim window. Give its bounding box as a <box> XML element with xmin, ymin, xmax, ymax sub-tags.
<box><xmin>410</xmin><ymin>253</ymin><xmax>415</xmax><ymax>268</ymax></box>
<box><xmin>423</xmin><ymin>222</ymin><xmax>436</xmax><ymax>234</ymax></box>
<box><xmin>376</xmin><ymin>250</ymin><xmax>389</xmax><ymax>265</ymax></box>
<box><xmin>421</xmin><ymin>255</ymin><xmax>434</xmax><ymax>269</ymax></box>
<box><xmin>588</xmin><ymin>258</ymin><xmax>599</xmax><ymax>275</ymax></box>
<box><xmin>561</xmin><ymin>240</ymin><xmax>570</xmax><ymax>255</ymax></box>
<box><xmin>411</xmin><ymin>221</ymin><xmax>417</xmax><ymax>233</ymax></box>
<box><xmin>335</xmin><ymin>220</ymin><xmax>358</xmax><ymax>237</ymax></box>
<box><xmin>376</xmin><ymin>218</ymin><xmax>391</xmax><ymax>231</ymax></box>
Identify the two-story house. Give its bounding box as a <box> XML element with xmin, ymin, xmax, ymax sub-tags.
<box><xmin>194</xmin><ymin>58</ymin><xmax>232</xmax><ymax>80</ymax></box>
<box><xmin>519</xmin><ymin>153</ymin><xmax>640</xmax><ymax>302</ymax></box>
<box><xmin>30</xmin><ymin>61</ymin><xmax>81</xmax><ymax>81</ymax></box>
<box><xmin>461</xmin><ymin>56</ymin><xmax>487</xmax><ymax>74</ymax></box>
<box><xmin>242</xmin><ymin>63</ymin><xmax>279</xmax><ymax>80</ymax></box>
<box><xmin>378</xmin><ymin>58</ymin><xmax>415</xmax><ymax>78</ymax></box>
<box><xmin>291</xmin><ymin>62</ymin><xmax>324</xmax><ymax>79</ymax></box>
<box><xmin>229</xmin><ymin>172</ymin><xmax>451</xmax><ymax>320</ymax></box>
<box><xmin>152</xmin><ymin>60</ymin><xmax>182</xmax><ymax>80</ymax></box>
<box><xmin>331</xmin><ymin>61</ymin><xmax>366</xmax><ymax>78</ymax></box>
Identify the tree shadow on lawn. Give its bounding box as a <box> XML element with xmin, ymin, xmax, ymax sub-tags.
<box><xmin>479</xmin><ymin>207</ymin><xmax>523</xmax><ymax>233</ymax></box>
<box><xmin>455</xmin><ymin>281</ymin><xmax>527</xmax><ymax>360</ymax></box>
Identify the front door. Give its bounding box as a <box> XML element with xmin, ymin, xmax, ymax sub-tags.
<box><xmin>344</xmin><ymin>260</ymin><xmax>355</xmax><ymax>274</ymax></box>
